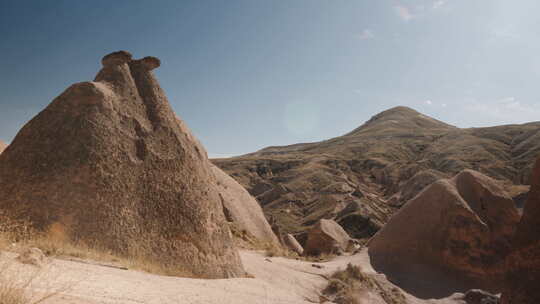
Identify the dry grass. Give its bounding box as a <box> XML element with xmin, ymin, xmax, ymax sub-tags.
<box><xmin>21</xmin><ymin>234</ymin><xmax>190</xmax><ymax>277</ymax></box>
<box><xmin>0</xmin><ymin>220</ymin><xmax>188</xmax><ymax>278</ymax></box>
<box><xmin>322</xmin><ymin>263</ymin><xmax>406</xmax><ymax>304</ymax></box>
<box><xmin>0</xmin><ymin>260</ymin><xmax>67</xmax><ymax>304</ymax></box>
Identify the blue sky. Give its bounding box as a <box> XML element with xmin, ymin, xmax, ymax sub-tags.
<box><xmin>1</xmin><ymin>0</ymin><xmax>539</xmax><ymax>157</ymax></box>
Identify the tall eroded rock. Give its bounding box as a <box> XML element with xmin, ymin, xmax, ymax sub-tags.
<box><xmin>0</xmin><ymin>51</ymin><xmax>244</xmax><ymax>278</ymax></box>
<box><xmin>368</xmin><ymin>169</ymin><xmax>519</xmax><ymax>297</ymax></box>
<box><xmin>502</xmin><ymin>156</ymin><xmax>540</xmax><ymax>303</ymax></box>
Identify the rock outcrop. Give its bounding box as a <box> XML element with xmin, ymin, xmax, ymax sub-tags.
<box><xmin>501</xmin><ymin>156</ymin><xmax>540</xmax><ymax>303</ymax></box>
<box><xmin>211</xmin><ymin>165</ymin><xmax>279</xmax><ymax>246</ymax></box>
<box><xmin>304</xmin><ymin>219</ymin><xmax>351</xmax><ymax>256</ymax></box>
<box><xmin>368</xmin><ymin>170</ymin><xmax>519</xmax><ymax>297</ymax></box>
<box><xmin>0</xmin><ymin>51</ymin><xmax>244</xmax><ymax>278</ymax></box>
<box><xmin>0</xmin><ymin>141</ymin><xmax>6</xmax><ymax>154</ymax></box>
<box><xmin>283</xmin><ymin>233</ymin><xmax>303</xmax><ymax>255</ymax></box>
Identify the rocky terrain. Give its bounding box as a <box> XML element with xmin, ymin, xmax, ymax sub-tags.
<box><xmin>0</xmin><ymin>141</ymin><xmax>6</xmax><ymax>154</ymax></box>
<box><xmin>0</xmin><ymin>51</ymin><xmax>538</xmax><ymax>303</ymax></box>
<box><xmin>0</xmin><ymin>51</ymin><xmax>244</xmax><ymax>278</ymax></box>
<box><xmin>214</xmin><ymin>106</ymin><xmax>540</xmax><ymax>241</ymax></box>
<box><xmin>502</xmin><ymin>156</ymin><xmax>540</xmax><ymax>303</ymax></box>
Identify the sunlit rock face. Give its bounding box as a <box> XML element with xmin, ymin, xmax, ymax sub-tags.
<box><xmin>0</xmin><ymin>141</ymin><xmax>6</xmax><ymax>154</ymax></box>
<box><xmin>0</xmin><ymin>51</ymin><xmax>245</xmax><ymax>279</ymax></box>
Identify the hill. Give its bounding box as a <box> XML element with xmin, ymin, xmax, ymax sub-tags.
<box><xmin>213</xmin><ymin>106</ymin><xmax>540</xmax><ymax>239</ymax></box>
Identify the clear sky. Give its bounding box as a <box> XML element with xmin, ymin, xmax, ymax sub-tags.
<box><xmin>1</xmin><ymin>0</ymin><xmax>539</xmax><ymax>157</ymax></box>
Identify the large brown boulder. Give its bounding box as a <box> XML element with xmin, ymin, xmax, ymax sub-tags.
<box><xmin>502</xmin><ymin>157</ymin><xmax>540</xmax><ymax>303</ymax></box>
<box><xmin>0</xmin><ymin>51</ymin><xmax>244</xmax><ymax>278</ymax></box>
<box><xmin>368</xmin><ymin>169</ymin><xmax>519</xmax><ymax>298</ymax></box>
<box><xmin>211</xmin><ymin>165</ymin><xmax>279</xmax><ymax>246</ymax></box>
<box><xmin>305</xmin><ymin>219</ymin><xmax>351</xmax><ymax>256</ymax></box>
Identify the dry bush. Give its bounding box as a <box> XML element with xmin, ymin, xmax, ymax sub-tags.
<box><xmin>322</xmin><ymin>263</ymin><xmax>406</xmax><ymax>304</ymax></box>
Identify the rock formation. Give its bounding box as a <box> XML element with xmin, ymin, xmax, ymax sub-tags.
<box><xmin>368</xmin><ymin>169</ymin><xmax>519</xmax><ymax>297</ymax></box>
<box><xmin>0</xmin><ymin>51</ymin><xmax>244</xmax><ymax>278</ymax></box>
<box><xmin>211</xmin><ymin>164</ymin><xmax>279</xmax><ymax>246</ymax></box>
<box><xmin>283</xmin><ymin>233</ymin><xmax>303</xmax><ymax>255</ymax></box>
<box><xmin>305</xmin><ymin>219</ymin><xmax>351</xmax><ymax>256</ymax></box>
<box><xmin>501</xmin><ymin>156</ymin><xmax>540</xmax><ymax>303</ymax></box>
<box><xmin>0</xmin><ymin>141</ymin><xmax>6</xmax><ymax>154</ymax></box>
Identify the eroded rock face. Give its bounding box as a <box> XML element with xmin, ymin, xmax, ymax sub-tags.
<box><xmin>0</xmin><ymin>51</ymin><xmax>244</xmax><ymax>278</ymax></box>
<box><xmin>0</xmin><ymin>141</ymin><xmax>6</xmax><ymax>154</ymax></box>
<box><xmin>304</xmin><ymin>219</ymin><xmax>351</xmax><ymax>256</ymax></box>
<box><xmin>368</xmin><ymin>169</ymin><xmax>519</xmax><ymax>297</ymax></box>
<box><xmin>211</xmin><ymin>165</ymin><xmax>279</xmax><ymax>246</ymax></box>
<box><xmin>501</xmin><ymin>157</ymin><xmax>540</xmax><ymax>304</ymax></box>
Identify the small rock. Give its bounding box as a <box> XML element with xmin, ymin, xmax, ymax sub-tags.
<box><xmin>17</xmin><ymin>247</ymin><xmax>46</xmax><ymax>266</ymax></box>
<box><xmin>464</xmin><ymin>289</ymin><xmax>499</xmax><ymax>304</ymax></box>
<box><xmin>311</xmin><ymin>264</ymin><xmax>324</xmax><ymax>269</ymax></box>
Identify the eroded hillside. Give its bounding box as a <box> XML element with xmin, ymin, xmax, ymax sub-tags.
<box><xmin>214</xmin><ymin>106</ymin><xmax>540</xmax><ymax>239</ymax></box>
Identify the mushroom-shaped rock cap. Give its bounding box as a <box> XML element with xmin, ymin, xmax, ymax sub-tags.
<box><xmin>101</xmin><ymin>50</ymin><xmax>133</xmax><ymax>67</ymax></box>
<box><xmin>137</xmin><ymin>56</ymin><xmax>161</xmax><ymax>70</ymax></box>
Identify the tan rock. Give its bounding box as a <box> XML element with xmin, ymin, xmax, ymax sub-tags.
<box><xmin>283</xmin><ymin>233</ymin><xmax>303</xmax><ymax>255</ymax></box>
<box><xmin>0</xmin><ymin>141</ymin><xmax>6</xmax><ymax>154</ymax></box>
<box><xmin>501</xmin><ymin>156</ymin><xmax>540</xmax><ymax>304</ymax></box>
<box><xmin>17</xmin><ymin>247</ymin><xmax>46</xmax><ymax>266</ymax></box>
<box><xmin>305</xmin><ymin>219</ymin><xmax>351</xmax><ymax>256</ymax></box>
<box><xmin>211</xmin><ymin>165</ymin><xmax>279</xmax><ymax>246</ymax></box>
<box><xmin>0</xmin><ymin>51</ymin><xmax>244</xmax><ymax>278</ymax></box>
<box><xmin>368</xmin><ymin>169</ymin><xmax>519</xmax><ymax>297</ymax></box>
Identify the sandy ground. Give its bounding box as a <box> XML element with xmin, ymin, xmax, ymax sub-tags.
<box><xmin>1</xmin><ymin>249</ymin><xmax>467</xmax><ymax>304</ymax></box>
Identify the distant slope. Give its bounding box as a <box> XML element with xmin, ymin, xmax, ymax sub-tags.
<box><xmin>213</xmin><ymin>106</ymin><xmax>540</xmax><ymax>240</ymax></box>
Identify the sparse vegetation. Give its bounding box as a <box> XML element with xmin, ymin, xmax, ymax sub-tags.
<box><xmin>322</xmin><ymin>263</ymin><xmax>406</xmax><ymax>304</ymax></box>
<box><xmin>0</xmin><ymin>219</ymin><xmax>191</xmax><ymax>277</ymax></box>
<box><xmin>0</xmin><ymin>261</ymin><xmax>66</xmax><ymax>304</ymax></box>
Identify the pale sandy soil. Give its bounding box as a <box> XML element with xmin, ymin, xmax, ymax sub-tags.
<box><xmin>1</xmin><ymin>249</ymin><xmax>466</xmax><ymax>304</ymax></box>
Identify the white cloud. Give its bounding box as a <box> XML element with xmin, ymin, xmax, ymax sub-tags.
<box><xmin>425</xmin><ymin>100</ymin><xmax>433</xmax><ymax>105</ymax></box>
<box><xmin>394</xmin><ymin>5</ymin><xmax>413</xmax><ymax>21</ymax></box>
<box><xmin>463</xmin><ymin>97</ymin><xmax>540</xmax><ymax>126</ymax></box>
<box><xmin>208</xmin><ymin>153</ymin><xmax>238</xmax><ymax>159</ymax></box>
<box><xmin>358</xmin><ymin>29</ymin><xmax>374</xmax><ymax>40</ymax></box>
<box><xmin>441</xmin><ymin>103</ymin><xmax>447</xmax><ymax>107</ymax></box>
<box><xmin>433</xmin><ymin>0</ymin><xmax>447</xmax><ymax>9</ymax></box>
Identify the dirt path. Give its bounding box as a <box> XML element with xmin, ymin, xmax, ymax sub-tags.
<box><xmin>1</xmin><ymin>249</ymin><xmax>467</xmax><ymax>304</ymax></box>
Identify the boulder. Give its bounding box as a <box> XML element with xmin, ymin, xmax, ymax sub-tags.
<box><xmin>464</xmin><ymin>289</ymin><xmax>499</xmax><ymax>304</ymax></box>
<box><xmin>0</xmin><ymin>51</ymin><xmax>244</xmax><ymax>278</ymax></box>
<box><xmin>368</xmin><ymin>169</ymin><xmax>519</xmax><ymax>297</ymax></box>
<box><xmin>211</xmin><ymin>165</ymin><xmax>279</xmax><ymax>246</ymax></box>
<box><xmin>501</xmin><ymin>156</ymin><xmax>540</xmax><ymax>303</ymax></box>
<box><xmin>16</xmin><ymin>247</ymin><xmax>46</xmax><ymax>266</ymax></box>
<box><xmin>283</xmin><ymin>233</ymin><xmax>303</xmax><ymax>255</ymax></box>
<box><xmin>305</xmin><ymin>219</ymin><xmax>351</xmax><ymax>256</ymax></box>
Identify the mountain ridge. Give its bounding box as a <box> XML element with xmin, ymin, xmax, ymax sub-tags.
<box><xmin>213</xmin><ymin>106</ymin><xmax>540</xmax><ymax>240</ymax></box>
